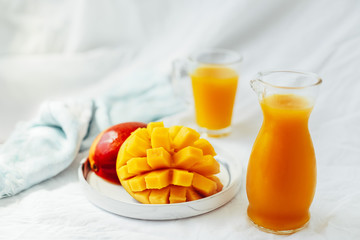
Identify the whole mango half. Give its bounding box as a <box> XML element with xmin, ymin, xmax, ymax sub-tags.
<box><xmin>116</xmin><ymin>122</ymin><xmax>223</xmax><ymax>204</ymax></box>
<box><xmin>89</xmin><ymin>122</ymin><xmax>147</xmax><ymax>184</ymax></box>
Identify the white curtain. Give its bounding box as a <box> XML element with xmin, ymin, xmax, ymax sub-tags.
<box><xmin>1</xmin><ymin>0</ymin><xmax>359</xmax><ymax>141</ymax></box>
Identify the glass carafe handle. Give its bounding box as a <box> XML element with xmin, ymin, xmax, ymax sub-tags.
<box><xmin>171</xmin><ymin>59</ymin><xmax>193</xmax><ymax>105</ymax></box>
<box><xmin>250</xmin><ymin>79</ymin><xmax>265</xmax><ymax>100</ymax></box>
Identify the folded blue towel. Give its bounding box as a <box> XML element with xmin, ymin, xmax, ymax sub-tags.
<box><xmin>0</xmin><ymin>72</ymin><xmax>186</xmax><ymax>198</ymax></box>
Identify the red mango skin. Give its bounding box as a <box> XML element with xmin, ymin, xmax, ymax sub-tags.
<box><xmin>89</xmin><ymin>122</ymin><xmax>147</xmax><ymax>184</ymax></box>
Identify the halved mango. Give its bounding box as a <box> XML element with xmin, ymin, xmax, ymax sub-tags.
<box><xmin>116</xmin><ymin>123</ymin><xmax>222</xmax><ymax>204</ymax></box>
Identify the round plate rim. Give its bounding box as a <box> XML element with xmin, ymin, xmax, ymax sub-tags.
<box><xmin>78</xmin><ymin>145</ymin><xmax>242</xmax><ymax>220</ymax></box>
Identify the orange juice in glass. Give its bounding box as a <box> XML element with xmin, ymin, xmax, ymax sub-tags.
<box><xmin>246</xmin><ymin>71</ymin><xmax>322</xmax><ymax>234</ymax></box>
<box><xmin>191</xmin><ymin>65</ymin><xmax>238</xmax><ymax>134</ymax></box>
<box><xmin>172</xmin><ymin>49</ymin><xmax>242</xmax><ymax>137</ymax></box>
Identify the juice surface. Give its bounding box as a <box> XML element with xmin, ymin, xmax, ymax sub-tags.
<box><xmin>191</xmin><ymin>65</ymin><xmax>238</xmax><ymax>130</ymax></box>
<box><xmin>246</xmin><ymin>94</ymin><xmax>317</xmax><ymax>231</ymax></box>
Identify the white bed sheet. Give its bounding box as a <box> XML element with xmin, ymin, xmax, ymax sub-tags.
<box><xmin>1</xmin><ymin>0</ymin><xmax>360</xmax><ymax>239</ymax></box>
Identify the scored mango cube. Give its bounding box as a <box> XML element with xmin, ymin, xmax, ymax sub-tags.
<box><xmin>149</xmin><ymin>187</ymin><xmax>170</xmax><ymax>204</ymax></box>
<box><xmin>133</xmin><ymin>190</ymin><xmax>151</xmax><ymax>204</ymax></box>
<box><xmin>133</xmin><ymin>128</ymin><xmax>150</xmax><ymax>141</ymax></box>
<box><xmin>121</xmin><ymin>180</ymin><xmax>133</xmax><ymax>196</ymax></box>
<box><xmin>146</xmin><ymin>147</ymin><xmax>171</xmax><ymax>169</ymax></box>
<box><xmin>192</xmin><ymin>173</ymin><xmax>217</xmax><ymax>197</ymax></box>
<box><xmin>192</xmin><ymin>139</ymin><xmax>216</xmax><ymax>156</ymax></box>
<box><xmin>186</xmin><ymin>187</ymin><xmax>202</xmax><ymax>201</ymax></box>
<box><xmin>173</xmin><ymin>127</ymin><xmax>200</xmax><ymax>150</ymax></box>
<box><xmin>171</xmin><ymin>169</ymin><xmax>193</xmax><ymax>187</ymax></box>
<box><xmin>127</xmin><ymin>157</ymin><xmax>152</xmax><ymax>174</ymax></box>
<box><xmin>169</xmin><ymin>125</ymin><xmax>182</xmax><ymax>140</ymax></box>
<box><xmin>169</xmin><ymin>186</ymin><xmax>187</xmax><ymax>204</ymax></box>
<box><xmin>173</xmin><ymin>146</ymin><xmax>203</xmax><ymax>169</ymax></box>
<box><xmin>116</xmin><ymin>141</ymin><xmax>135</xmax><ymax>168</ymax></box>
<box><xmin>126</xmin><ymin>134</ymin><xmax>151</xmax><ymax>157</ymax></box>
<box><xmin>147</xmin><ymin>122</ymin><xmax>164</xmax><ymax>135</ymax></box>
<box><xmin>118</xmin><ymin>165</ymin><xmax>137</xmax><ymax>180</ymax></box>
<box><xmin>190</xmin><ymin>155</ymin><xmax>220</xmax><ymax>176</ymax></box>
<box><xmin>207</xmin><ymin>175</ymin><xmax>223</xmax><ymax>192</ymax></box>
<box><xmin>128</xmin><ymin>175</ymin><xmax>147</xmax><ymax>192</ymax></box>
<box><xmin>151</xmin><ymin>127</ymin><xmax>171</xmax><ymax>152</ymax></box>
<box><xmin>145</xmin><ymin>169</ymin><xmax>171</xmax><ymax>189</ymax></box>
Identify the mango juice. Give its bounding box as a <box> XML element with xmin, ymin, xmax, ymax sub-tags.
<box><xmin>246</xmin><ymin>94</ymin><xmax>317</xmax><ymax>232</ymax></box>
<box><xmin>191</xmin><ymin>65</ymin><xmax>238</xmax><ymax>130</ymax></box>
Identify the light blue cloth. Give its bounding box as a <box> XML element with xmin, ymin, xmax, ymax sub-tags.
<box><xmin>0</xmin><ymin>72</ymin><xmax>186</xmax><ymax>198</ymax></box>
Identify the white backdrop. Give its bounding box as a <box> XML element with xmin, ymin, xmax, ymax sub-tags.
<box><xmin>1</xmin><ymin>0</ymin><xmax>359</xmax><ymax>142</ymax></box>
<box><xmin>1</xmin><ymin>0</ymin><xmax>360</xmax><ymax>239</ymax></box>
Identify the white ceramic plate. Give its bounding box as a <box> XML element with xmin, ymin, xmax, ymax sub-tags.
<box><xmin>78</xmin><ymin>146</ymin><xmax>242</xmax><ymax>220</ymax></box>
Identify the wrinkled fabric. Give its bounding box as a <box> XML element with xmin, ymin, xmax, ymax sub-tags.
<box><xmin>0</xmin><ymin>72</ymin><xmax>185</xmax><ymax>198</ymax></box>
<box><xmin>0</xmin><ymin>0</ymin><xmax>360</xmax><ymax>239</ymax></box>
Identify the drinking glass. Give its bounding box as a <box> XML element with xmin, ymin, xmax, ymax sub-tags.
<box><xmin>172</xmin><ymin>49</ymin><xmax>242</xmax><ymax>137</ymax></box>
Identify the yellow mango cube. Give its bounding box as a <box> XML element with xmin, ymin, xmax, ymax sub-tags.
<box><xmin>171</xmin><ymin>169</ymin><xmax>193</xmax><ymax>187</ymax></box>
<box><xmin>169</xmin><ymin>186</ymin><xmax>187</xmax><ymax>204</ymax></box>
<box><xmin>126</xmin><ymin>134</ymin><xmax>151</xmax><ymax>157</ymax></box>
<box><xmin>116</xmin><ymin>141</ymin><xmax>135</xmax><ymax>168</ymax></box>
<box><xmin>173</xmin><ymin>146</ymin><xmax>203</xmax><ymax>169</ymax></box>
<box><xmin>133</xmin><ymin>128</ymin><xmax>150</xmax><ymax>141</ymax></box>
<box><xmin>192</xmin><ymin>173</ymin><xmax>217</xmax><ymax>197</ymax></box>
<box><xmin>151</xmin><ymin>127</ymin><xmax>171</xmax><ymax>152</ymax></box>
<box><xmin>172</xmin><ymin>127</ymin><xmax>200</xmax><ymax>150</ymax></box>
<box><xmin>129</xmin><ymin>175</ymin><xmax>147</xmax><ymax>192</ymax></box>
<box><xmin>133</xmin><ymin>190</ymin><xmax>151</xmax><ymax>204</ymax></box>
<box><xmin>147</xmin><ymin>122</ymin><xmax>164</xmax><ymax>135</ymax></box>
<box><xmin>190</xmin><ymin>155</ymin><xmax>220</xmax><ymax>176</ymax></box>
<box><xmin>207</xmin><ymin>175</ymin><xmax>223</xmax><ymax>192</ymax></box>
<box><xmin>121</xmin><ymin>180</ymin><xmax>133</xmax><ymax>197</ymax></box>
<box><xmin>149</xmin><ymin>187</ymin><xmax>170</xmax><ymax>204</ymax></box>
<box><xmin>118</xmin><ymin>165</ymin><xmax>137</xmax><ymax>180</ymax></box>
<box><xmin>127</xmin><ymin>157</ymin><xmax>152</xmax><ymax>174</ymax></box>
<box><xmin>146</xmin><ymin>147</ymin><xmax>171</xmax><ymax>169</ymax></box>
<box><xmin>169</xmin><ymin>125</ymin><xmax>182</xmax><ymax>140</ymax></box>
<box><xmin>192</xmin><ymin>139</ymin><xmax>216</xmax><ymax>156</ymax></box>
<box><xmin>145</xmin><ymin>169</ymin><xmax>171</xmax><ymax>189</ymax></box>
<box><xmin>186</xmin><ymin>187</ymin><xmax>202</xmax><ymax>201</ymax></box>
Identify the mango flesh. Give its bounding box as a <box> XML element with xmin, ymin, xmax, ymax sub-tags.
<box><xmin>116</xmin><ymin>122</ymin><xmax>223</xmax><ymax>204</ymax></box>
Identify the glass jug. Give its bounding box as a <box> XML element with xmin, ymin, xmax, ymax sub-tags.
<box><xmin>246</xmin><ymin>70</ymin><xmax>322</xmax><ymax>234</ymax></box>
